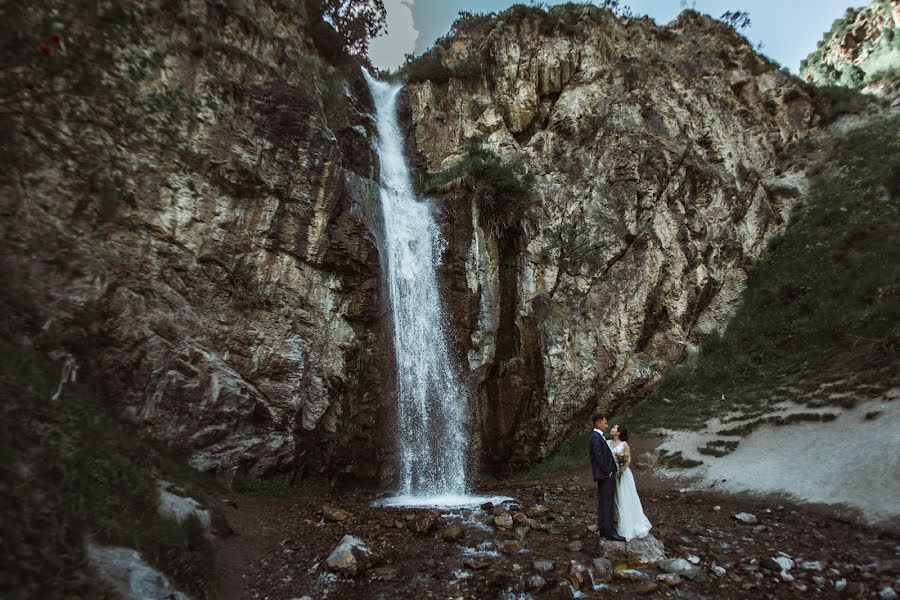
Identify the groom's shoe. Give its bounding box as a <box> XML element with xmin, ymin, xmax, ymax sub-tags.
<box><xmin>606</xmin><ymin>534</ymin><xmax>626</xmax><ymax>542</ymax></box>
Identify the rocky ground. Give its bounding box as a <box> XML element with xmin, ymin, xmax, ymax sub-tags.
<box><xmin>214</xmin><ymin>461</ymin><xmax>900</xmax><ymax>600</ymax></box>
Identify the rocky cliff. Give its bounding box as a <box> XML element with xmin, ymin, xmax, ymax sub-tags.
<box><xmin>801</xmin><ymin>0</ymin><xmax>900</xmax><ymax>102</ymax></box>
<box><xmin>401</xmin><ymin>6</ymin><xmax>819</xmax><ymax>471</ymax></box>
<box><xmin>1</xmin><ymin>0</ymin><xmax>391</xmax><ymax>482</ymax></box>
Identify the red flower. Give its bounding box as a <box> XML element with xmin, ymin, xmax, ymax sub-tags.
<box><xmin>39</xmin><ymin>42</ymin><xmax>54</xmax><ymax>57</ymax></box>
<box><xmin>51</xmin><ymin>32</ymin><xmax>63</xmax><ymax>45</ymax></box>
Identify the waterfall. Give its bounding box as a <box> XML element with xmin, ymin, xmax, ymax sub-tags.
<box><xmin>364</xmin><ymin>72</ymin><xmax>472</xmax><ymax>502</ymax></box>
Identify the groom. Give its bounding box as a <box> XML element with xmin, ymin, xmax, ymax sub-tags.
<box><xmin>589</xmin><ymin>414</ymin><xmax>625</xmax><ymax>541</ymax></box>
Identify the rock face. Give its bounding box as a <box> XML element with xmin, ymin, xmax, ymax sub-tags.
<box><xmin>2</xmin><ymin>1</ymin><xmax>389</xmax><ymax>481</ymax></box>
<box><xmin>403</xmin><ymin>7</ymin><xmax>816</xmax><ymax>470</ymax></box>
<box><xmin>801</xmin><ymin>0</ymin><xmax>900</xmax><ymax>101</ymax></box>
<box><xmin>87</xmin><ymin>544</ymin><xmax>191</xmax><ymax>600</ymax></box>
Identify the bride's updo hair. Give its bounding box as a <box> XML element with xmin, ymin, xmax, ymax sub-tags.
<box><xmin>617</xmin><ymin>424</ymin><xmax>630</xmax><ymax>442</ymax></box>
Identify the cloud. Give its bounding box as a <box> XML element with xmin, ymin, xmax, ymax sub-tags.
<box><xmin>369</xmin><ymin>0</ymin><xmax>420</xmax><ymax>70</ymax></box>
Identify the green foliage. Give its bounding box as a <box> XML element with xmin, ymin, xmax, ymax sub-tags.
<box><xmin>304</xmin><ymin>0</ymin><xmax>386</xmax><ymax>57</ymax></box>
<box><xmin>810</xmin><ymin>85</ymin><xmax>880</xmax><ymax>125</ymax></box>
<box><xmin>426</xmin><ymin>145</ymin><xmax>534</xmax><ymax>236</ymax></box>
<box><xmin>624</xmin><ymin>115</ymin><xmax>900</xmax><ymax>433</ymax></box>
<box><xmin>0</xmin><ymin>333</ymin><xmax>220</xmax><ymax>599</ymax></box>
<box><xmin>401</xmin><ymin>49</ymin><xmax>487</xmax><ymax>84</ymax></box>
<box><xmin>719</xmin><ymin>10</ymin><xmax>751</xmax><ymax>31</ymax></box>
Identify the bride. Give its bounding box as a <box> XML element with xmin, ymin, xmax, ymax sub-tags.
<box><xmin>608</xmin><ymin>425</ymin><xmax>652</xmax><ymax>540</ymax></box>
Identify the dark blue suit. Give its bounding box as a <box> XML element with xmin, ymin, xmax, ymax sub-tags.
<box><xmin>589</xmin><ymin>430</ymin><xmax>618</xmax><ymax>537</ymax></box>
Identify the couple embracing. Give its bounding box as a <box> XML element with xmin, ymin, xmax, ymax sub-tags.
<box><xmin>589</xmin><ymin>414</ymin><xmax>652</xmax><ymax>541</ymax></box>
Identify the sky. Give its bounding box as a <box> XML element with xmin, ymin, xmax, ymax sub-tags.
<box><xmin>368</xmin><ymin>0</ymin><xmax>866</xmax><ymax>73</ymax></box>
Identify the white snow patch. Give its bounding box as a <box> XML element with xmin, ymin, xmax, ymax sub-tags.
<box><xmin>653</xmin><ymin>396</ymin><xmax>900</xmax><ymax>523</ymax></box>
<box><xmin>374</xmin><ymin>494</ymin><xmax>512</xmax><ymax>508</ymax></box>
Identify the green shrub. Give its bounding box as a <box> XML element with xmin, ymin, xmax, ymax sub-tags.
<box><xmin>401</xmin><ymin>49</ymin><xmax>487</xmax><ymax>84</ymax></box>
<box><xmin>426</xmin><ymin>145</ymin><xmax>534</xmax><ymax>235</ymax></box>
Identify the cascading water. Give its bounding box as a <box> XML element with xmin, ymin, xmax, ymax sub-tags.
<box><xmin>364</xmin><ymin>72</ymin><xmax>506</xmax><ymax>508</ymax></box>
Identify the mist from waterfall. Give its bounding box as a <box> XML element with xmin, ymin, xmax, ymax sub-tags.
<box><xmin>363</xmin><ymin>71</ymin><xmax>479</xmax><ymax>504</ymax></box>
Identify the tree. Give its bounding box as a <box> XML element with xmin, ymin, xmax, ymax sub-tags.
<box><xmin>306</xmin><ymin>0</ymin><xmax>387</xmax><ymax>57</ymax></box>
<box><xmin>720</xmin><ymin>10</ymin><xmax>751</xmax><ymax>31</ymax></box>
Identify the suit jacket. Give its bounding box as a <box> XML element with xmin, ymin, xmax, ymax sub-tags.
<box><xmin>589</xmin><ymin>430</ymin><xmax>617</xmax><ymax>481</ymax></box>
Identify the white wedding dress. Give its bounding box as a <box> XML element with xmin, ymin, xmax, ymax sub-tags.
<box><xmin>609</xmin><ymin>441</ymin><xmax>652</xmax><ymax>541</ymax></box>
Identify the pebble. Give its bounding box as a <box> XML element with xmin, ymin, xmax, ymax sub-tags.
<box><xmin>493</xmin><ymin>514</ymin><xmax>513</xmax><ymax>529</ymax></box>
<box><xmin>711</xmin><ymin>565</ymin><xmax>726</xmax><ymax>578</ymax></box>
<box><xmin>835</xmin><ymin>578</ymin><xmax>847</xmax><ymax>591</ymax></box>
<box><xmin>592</xmin><ymin>557</ymin><xmax>613</xmax><ymax>582</ymax></box>
<box><xmin>801</xmin><ymin>560</ymin><xmax>824</xmax><ymax>571</ymax></box>
<box><xmin>773</xmin><ymin>556</ymin><xmax>795</xmax><ymax>571</ymax></box>
<box><xmin>321</xmin><ymin>504</ymin><xmax>353</xmax><ymax>522</ymax></box>
<box><xmin>498</xmin><ymin>540</ymin><xmax>522</xmax><ymax>554</ymax></box>
<box><xmin>532</xmin><ymin>559</ymin><xmax>554</xmax><ymax>572</ymax></box>
<box><xmin>526</xmin><ymin>574</ymin><xmax>547</xmax><ymax>591</ymax></box>
<box><xmin>733</xmin><ymin>512</ymin><xmax>758</xmax><ymax>524</ymax></box>
<box><xmin>687</xmin><ymin>555</ymin><xmax>701</xmax><ymax>564</ymax></box>
<box><xmin>566</xmin><ymin>540</ymin><xmax>583</xmax><ymax>553</ymax></box>
<box><xmin>880</xmin><ymin>586</ymin><xmax>898</xmax><ymax>600</ymax></box>
<box><xmin>657</xmin><ymin>573</ymin><xmax>683</xmax><ymax>586</ymax></box>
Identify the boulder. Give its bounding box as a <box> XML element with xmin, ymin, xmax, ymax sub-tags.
<box><xmin>321</xmin><ymin>505</ymin><xmax>353</xmax><ymax>523</ymax></box>
<box><xmin>598</xmin><ymin>534</ymin><xmax>667</xmax><ymax>564</ymax></box>
<box><xmin>326</xmin><ymin>535</ymin><xmax>376</xmax><ymax>576</ymax></box>
<box><xmin>157</xmin><ymin>481</ymin><xmax>211</xmax><ymax>530</ymax></box>
<box><xmin>86</xmin><ymin>544</ymin><xmax>190</xmax><ymax>600</ymax></box>
<box><xmin>592</xmin><ymin>557</ymin><xmax>613</xmax><ymax>582</ymax></box>
<box><xmin>441</xmin><ymin>525</ymin><xmax>465</xmax><ymax>542</ymax></box>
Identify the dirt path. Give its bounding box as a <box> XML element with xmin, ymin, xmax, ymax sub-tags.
<box><xmin>215</xmin><ymin>462</ymin><xmax>899</xmax><ymax>599</ymax></box>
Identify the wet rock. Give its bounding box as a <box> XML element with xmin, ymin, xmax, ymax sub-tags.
<box><xmin>659</xmin><ymin>558</ymin><xmax>700</xmax><ymax>579</ymax></box>
<box><xmin>615</xmin><ymin>568</ymin><xmax>651</xmax><ymax>582</ymax></box>
<box><xmin>533</xmin><ymin>559</ymin><xmax>554</xmax><ymax>573</ymax></box>
<box><xmin>597</xmin><ymin>534</ymin><xmax>666</xmax><ymax>564</ymax></box>
<box><xmin>566</xmin><ymin>540</ymin><xmax>583</xmax><ymax>553</ymax></box>
<box><xmin>480</xmin><ymin>502</ymin><xmax>494</xmax><ymax>511</ymax></box>
<box><xmin>87</xmin><ymin>544</ymin><xmax>190</xmax><ymax>600</ymax></box>
<box><xmin>880</xmin><ymin>586</ymin><xmax>897</xmax><ymax>600</ymax></box>
<box><xmin>441</xmin><ymin>526</ymin><xmax>464</xmax><ymax>542</ymax></box>
<box><xmin>592</xmin><ymin>557</ymin><xmax>613</xmax><ymax>582</ymax></box>
<box><xmin>411</xmin><ymin>512</ymin><xmax>439</xmax><ymax>535</ymax></box>
<box><xmin>498</xmin><ymin>540</ymin><xmax>522</xmax><ymax>554</ymax></box>
<box><xmin>711</xmin><ymin>565</ymin><xmax>727</xmax><ymax>578</ymax></box>
<box><xmin>321</xmin><ymin>505</ymin><xmax>353</xmax><ymax>523</ymax></box>
<box><xmin>733</xmin><ymin>512</ymin><xmax>758</xmax><ymax>524</ymax></box>
<box><xmin>568</xmin><ymin>560</ymin><xmax>591</xmax><ymax>591</ymax></box>
<box><xmin>493</xmin><ymin>514</ymin><xmax>514</xmax><ymax>529</ymax></box>
<box><xmin>326</xmin><ymin>535</ymin><xmax>376</xmax><ymax>576</ymax></box>
<box><xmin>657</xmin><ymin>573</ymin><xmax>683</xmax><ymax>586</ymax></box>
<box><xmin>513</xmin><ymin>526</ymin><xmax>530</xmax><ymax>540</ymax></box>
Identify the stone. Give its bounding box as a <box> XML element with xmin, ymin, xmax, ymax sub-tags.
<box><xmin>591</xmin><ymin>557</ymin><xmax>613</xmax><ymax>582</ymax></box>
<box><xmin>493</xmin><ymin>514</ymin><xmax>514</xmax><ymax>529</ymax></box>
<box><xmin>368</xmin><ymin>566</ymin><xmax>397</xmax><ymax>581</ymax></box>
<box><xmin>631</xmin><ymin>581</ymin><xmax>660</xmax><ymax>594</ymax></box>
<box><xmin>498</xmin><ymin>540</ymin><xmax>522</xmax><ymax>555</ymax></box>
<box><xmin>326</xmin><ymin>535</ymin><xmax>376</xmax><ymax>576</ymax></box>
<box><xmin>597</xmin><ymin>534</ymin><xmax>666</xmax><ymax>564</ymax></box>
<box><xmin>615</xmin><ymin>568</ymin><xmax>650</xmax><ymax>582</ymax></box>
<box><xmin>733</xmin><ymin>512</ymin><xmax>758</xmax><ymax>524</ymax></box>
<box><xmin>659</xmin><ymin>558</ymin><xmax>700</xmax><ymax>579</ymax></box>
<box><xmin>801</xmin><ymin>560</ymin><xmax>824</xmax><ymax>571</ymax></box>
<box><xmin>773</xmin><ymin>556</ymin><xmax>795</xmax><ymax>571</ymax></box>
<box><xmin>812</xmin><ymin>576</ymin><xmax>826</xmax><ymax>586</ymax></box>
<box><xmin>687</xmin><ymin>555</ymin><xmax>701</xmax><ymax>564</ymax></box>
<box><xmin>533</xmin><ymin>559</ymin><xmax>554</xmax><ymax>573</ymax></box>
<box><xmin>441</xmin><ymin>526</ymin><xmax>465</xmax><ymax>542</ymax></box>
<box><xmin>568</xmin><ymin>560</ymin><xmax>591</xmax><ymax>591</ymax></box>
<box><xmin>880</xmin><ymin>586</ymin><xmax>898</xmax><ymax>600</ymax></box>
<box><xmin>566</xmin><ymin>540</ymin><xmax>583</xmax><ymax>553</ymax></box>
<box><xmin>526</xmin><ymin>574</ymin><xmax>547</xmax><ymax>591</ymax></box>
<box><xmin>463</xmin><ymin>557</ymin><xmax>489</xmax><ymax>570</ymax></box>
<box><xmin>157</xmin><ymin>481</ymin><xmax>211</xmax><ymax>530</ymax></box>
<box><xmin>86</xmin><ymin>544</ymin><xmax>190</xmax><ymax>600</ymax></box>
<box><xmin>657</xmin><ymin>573</ymin><xmax>682</xmax><ymax>586</ymax></box>
<box><xmin>761</xmin><ymin>557</ymin><xmax>785</xmax><ymax>572</ymax></box>
<box><xmin>711</xmin><ymin>565</ymin><xmax>727</xmax><ymax>578</ymax></box>
<box><xmin>321</xmin><ymin>505</ymin><xmax>353</xmax><ymax>523</ymax></box>
<box><xmin>410</xmin><ymin>512</ymin><xmax>439</xmax><ymax>535</ymax></box>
